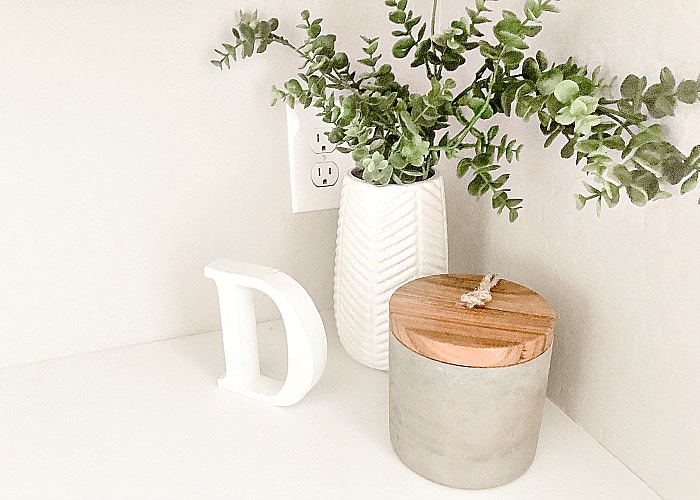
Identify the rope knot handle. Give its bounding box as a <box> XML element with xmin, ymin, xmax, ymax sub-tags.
<box><xmin>460</xmin><ymin>273</ymin><xmax>501</xmax><ymax>308</ymax></box>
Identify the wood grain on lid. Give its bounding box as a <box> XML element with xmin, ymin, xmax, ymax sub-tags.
<box><xmin>389</xmin><ymin>274</ymin><xmax>556</xmax><ymax>368</ymax></box>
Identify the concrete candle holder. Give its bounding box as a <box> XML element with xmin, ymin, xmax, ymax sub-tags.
<box><xmin>388</xmin><ymin>274</ymin><xmax>556</xmax><ymax>489</ymax></box>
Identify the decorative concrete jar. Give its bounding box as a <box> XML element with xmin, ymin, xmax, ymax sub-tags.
<box><xmin>333</xmin><ymin>169</ymin><xmax>448</xmax><ymax>371</ymax></box>
<box><xmin>388</xmin><ymin>274</ymin><xmax>556</xmax><ymax>489</ymax></box>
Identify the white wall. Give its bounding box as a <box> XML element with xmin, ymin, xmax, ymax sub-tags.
<box><xmin>441</xmin><ymin>2</ymin><xmax>700</xmax><ymax>499</ymax></box>
<box><xmin>0</xmin><ymin>0</ymin><xmax>382</xmax><ymax>367</ymax></box>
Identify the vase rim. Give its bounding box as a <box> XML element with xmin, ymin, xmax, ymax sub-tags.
<box><xmin>347</xmin><ymin>168</ymin><xmax>441</xmax><ymax>187</ymax></box>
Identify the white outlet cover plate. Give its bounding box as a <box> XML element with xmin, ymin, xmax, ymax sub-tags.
<box><xmin>286</xmin><ymin>106</ymin><xmax>354</xmax><ymax>213</ymax></box>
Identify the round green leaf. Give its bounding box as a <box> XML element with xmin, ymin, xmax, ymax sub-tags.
<box><xmin>627</xmin><ymin>186</ymin><xmax>648</xmax><ymax>207</ymax></box>
<box><xmin>677</xmin><ymin>79</ymin><xmax>698</xmax><ymax>104</ymax></box>
<box><xmin>389</xmin><ymin>10</ymin><xmax>406</xmax><ymax>24</ymax></box>
<box><xmin>537</xmin><ymin>69</ymin><xmax>563</xmax><ymax>96</ymax></box>
<box><xmin>392</xmin><ymin>37</ymin><xmax>415</xmax><ymax>58</ymax></box>
<box><xmin>553</xmin><ymin>79</ymin><xmax>580</xmax><ymax>104</ymax></box>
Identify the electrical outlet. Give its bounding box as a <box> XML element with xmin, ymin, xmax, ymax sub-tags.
<box><xmin>310</xmin><ymin>128</ymin><xmax>336</xmax><ymax>154</ymax></box>
<box><xmin>311</xmin><ymin>161</ymin><xmax>339</xmax><ymax>187</ymax></box>
<box><xmin>287</xmin><ymin>106</ymin><xmax>353</xmax><ymax>213</ymax></box>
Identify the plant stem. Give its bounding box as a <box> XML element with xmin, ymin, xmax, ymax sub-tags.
<box><xmin>451</xmin><ymin>64</ymin><xmax>486</xmax><ymax>106</ymax></box>
<box><xmin>450</xmin><ymin>56</ymin><xmax>504</xmax><ymax>147</ymax></box>
<box><xmin>597</xmin><ymin>106</ymin><xmax>635</xmax><ymax>135</ymax></box>
<box><xmin>271</xmin><ymin>34</ymin><xmax>359</xmax><ymax>92</ymax></box>
<box><xmin>430</xmin><ymin>0</ymin><xmax>438</xmax><ymax>36</ymax></box>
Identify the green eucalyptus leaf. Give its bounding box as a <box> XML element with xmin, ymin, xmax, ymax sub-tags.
<box><xmin>352</xmin><ymin>147</ymin><xmax>369</xmax><ymax>163</ymax></box>
<box><xmin>681</xmin><ymin>171</ymin><xmax>699</xmax><ymax>195</ymax></box>
<box><xmin>389</xmin><ymin>10</ymin><xmax>407</xmax><ymax>24</ymax></box>
<box><xmin>582</xmin><ymin>182</ymin><xmax>599</xmax><ymax>195</ymax></box>
<box><xmin>603</xmin><ymin>135</ymin><xmax>626</xmax><ymax>151</ymax></box>
<box><xmin>575</xmin><ymin>194</ymin><xmax>587</xmax><ymax>210</ymax></box>
<box><xmin>660</xmin><ymin>67</ymin><xmax>676</xmax><ymax>90</ymax></box>
<box><xmin>467</xmin><ymin>174</ymin><xmax>490</xmax><ymax>198</ymax></box>
<box><xmin>522</xmin><ymin>24</ymin><xmax>543</xmax><ymax>38</ymax></box>
<box><xmin>474</xmin><ymin>152</ymin><xmax>493</xmax><ymax>168</ymax></box>
<box><xmin>257</xmin><ymin>20</ymin><xmax>271</xmax><ymax>38</ymax></box>
<box><xmin>661</xmin><ymin>152</ymin><xmax>692</xmax><ymax>185</ymax></box>
<box><xmin>239</xmin><ymin>23</ymin><xmax>255</xmax><ymax>41</ymax></box>
<box><xmin>653</xmin><ymin>96</ymin><xmax>675</xmax><ymax>117</ymax></box>
<box><xmin>561</xmin><ymin>138</ymin><xmax>576</xmax><ymax>159</ymax></box>
<box><xmin>570</xmin><ymin>76</ymin><xmax>595</xmax><ymax>96</ymax></box>
<box><xmin>522</xmin><ymin>57</ymin><xmax>540</xmax><ymax>81</ymax></box>
<box><xmin>611</xmin><ymin>164</ymin><xmax>632</xmax><ymax>184</ymax></box>
<box><xmin>632</xmin><ymin>141</ymin><xmax>666</xmax><ymax>176</ymax></box>
<box><xmin>501</xmin><ymin>10</ymin><xmax>519</xmax><ymax>21</ymax></box>
<box><xmin>642</xmin><ymin>83</ymin><xmax>667</xmax><ymax>103</ymax></box>
<box><xmin>501</xmin><ymin>50</ymin><xmax>524</xmax><ymax>69</ymax></box>
<box><xmin>364</xmin><ymin>40</ymin><xmax>379</xmax><ymax>55</ymax></box>
<box><xmin>677</xmin><ymin>79</ymin><xmax>699</xmax><ymax>104</ymax></box>
<box><xmin>492</xmin><ymin>190</ymin><xmax>509</xmax><ymax>209</ymax></box>
<box><xmin>492</xmin><ymin>173</ymin><xmax>510</xmax><ymax>188</ymax></box>
<box><xmin>406</xmin><ymin>15</ymin><xmax>422</xmax><ymax>31</ymax></box>
<box><xmin>688</xmin><ymin>145</ymin><xmax>700</xmax><ymax>166</ymax></box>
<box><xmin>357</xmin><ymin>57</ymin><xmax>378</xmax><ymax>67</ymax></box>
<box><xmin>487</xmin><ymin>125</ymin><xmax>500</xmax><ymax>141</ymax></box>
<box><xmin>651</xmin><ymin>190</ymin><xmax>672</xmax><ymax>201</ymax></box>
<box><xmin>535</xmin><ymin>50</ymin><xmax>548</xmax><ymax>71</ymax></box>
<box><xmin>331</xmin><ymin>52</ymin><xmax>349</xmax><ymax>69</ymax></box>
<box><xmin>495</xmin><ymin>30</ymin><xmax>528</xmax><ymax>50</ymax></box>
<box><xmin>622</xmin><ymin>124</ymin><xmax>663</xmax><ymax>158</ymax></box>
<box><xmin>481</xmin><ymin>104</ymin><xmax>494</xmax><ymax>119</ymax></box>
<box><xmin>574</xmin><ymin>139</ymin><xmax>600</xmax><ymax>154</ymax></box>
<box><xmin>457</xmin><ymin>158</ymin><xmax>473</xmax><ymax>178</ymax></box>
<box><xmin>508</xmin><ymin>208</ymin><xmax>520</xmax><ymax>223</ymax></box>
<box><xmin>479</xmin><ymin>41</ymin><xmax>501</xmax><ymax>59</ymax></box>
<box><xmin>543</xmin><ymin>127</ymin><xmax>562</xmax><ymax>148</ymax></box>
<box><xmin>506</xmin><ymin>198</ymin><xmax>522</xmax><ymax>209</ymax></box>
<box><xmin>537</xmin><ymin>69</ymin><xmax>564</xmax><ymax>95</ymax></box>
<box><xmin>604</xmin><ymin>181</ymin><xmax>620</xmax><ymax>206</ymax></box>
<box><xmin>392</xmin><ymin>37</ymin><xmax>415</xmax><ymax>58</ymax></box>
<box><xmin>627</xmin><ymin>185</ymin><xmax>648</xmax><ymax>207</ymax></box>
<box><xmin>553</xmin><ymin>79</ymin><xmax>580</xmax><ymax>103</ymax></box>
<box><xmin>308</xmin><ymin>23</ymin><xmax>321</xmax><ymax>38</ymax></box>
<box><xmin>284</xmin><ymin>79</ymin><xmax>303</xmax><ymax>95</ymax></box>
<box><xmin>620</xmin><ymin>74</ymin><xmax>641</xmax><ymax>100</ymax></box>
<box><xmin>242</xmin><ymin>40</ymin><xmax>254</xmax><ymax>57</ymax></box>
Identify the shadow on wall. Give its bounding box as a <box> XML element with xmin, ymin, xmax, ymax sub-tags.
<box><xmin>539</xmin><ymin>275</ymin><xmax>593</xmax><ymax>408</ymax></box>
<box><xmin>442</xmin><ymin>159</ymin><xmax>490</xmax><ymax>275</ymax></box>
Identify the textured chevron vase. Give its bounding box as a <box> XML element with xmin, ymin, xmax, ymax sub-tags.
<box><xmin>333</xmin><ymin>170</ymin><xmax>448</xmax><ymax>370</ymax></box>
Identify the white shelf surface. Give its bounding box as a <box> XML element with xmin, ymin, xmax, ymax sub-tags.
<box><xmin>0</xmin><ymin>313</ymin><xmax>658</xmax><ymax>499</ymax></box>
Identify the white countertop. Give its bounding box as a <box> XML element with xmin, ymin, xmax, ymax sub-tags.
<box><xmin>0</xmin><ymin>313</ymin><xmax>658</xmax><ymax>499</ymax></box>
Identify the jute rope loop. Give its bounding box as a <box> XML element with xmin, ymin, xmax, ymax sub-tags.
<box><xmin>460</xmin><ymin>273</ymin><xmax>501</xmax><ymax>308</ymax></box>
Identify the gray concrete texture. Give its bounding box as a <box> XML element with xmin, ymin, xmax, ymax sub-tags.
<box><xmin>389</xmin><ymin>334</ymin><xmax>552</xmax><ymax>489</ymax></box>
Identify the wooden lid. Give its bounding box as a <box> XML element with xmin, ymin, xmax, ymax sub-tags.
<box><xmin>389</xmin><ymin>274</ymin><xmax>556</xmax><ymax>368</ymax></box>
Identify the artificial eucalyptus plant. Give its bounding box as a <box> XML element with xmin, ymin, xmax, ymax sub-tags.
<box><xmin>213</xmin><ymin>0</ymin><xmax>700</xmax><ymax>221</ymax></box>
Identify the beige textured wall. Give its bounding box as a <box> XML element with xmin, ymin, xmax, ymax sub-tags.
<box><xmin>440</xmin><ymin>2</ymin><xmax>700</xmax><ymax>498</ymax></box>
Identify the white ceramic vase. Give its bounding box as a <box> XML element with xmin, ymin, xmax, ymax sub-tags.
<box><xmin>333</xmin><ymin>169</ymin><xmax>449</xmax><ymax>370</ymax></box>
